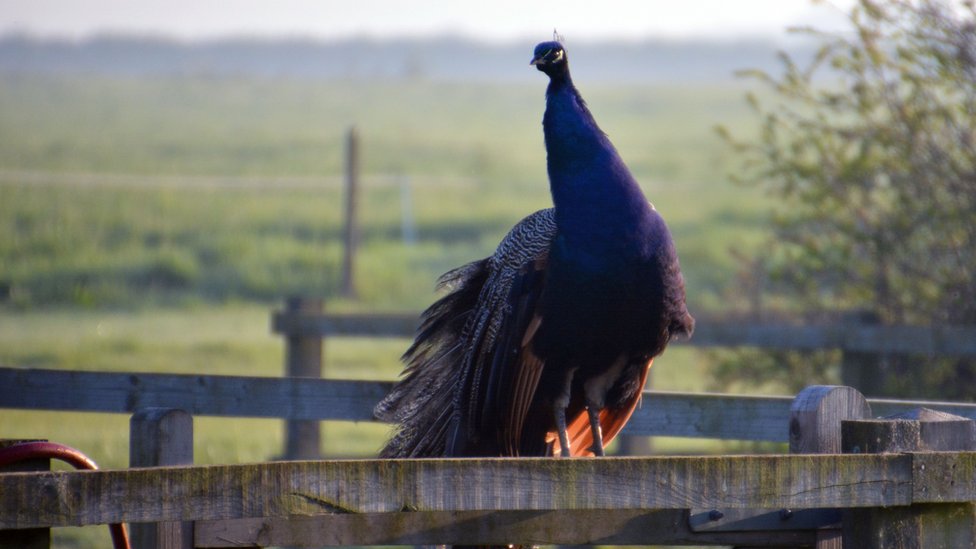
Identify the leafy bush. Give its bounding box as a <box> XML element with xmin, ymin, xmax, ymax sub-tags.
<box><xmin>717</xmin><ymin>0</ymin><xmax>976</xmax><ymax>398</ymax></box>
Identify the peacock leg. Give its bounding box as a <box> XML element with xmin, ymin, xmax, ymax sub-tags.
<box><xmin>554</xmin><ymin>404</ymin><xmax>571</xmax><ymax>457</ymax></box>
<box><xmin>552</xmin><ymin>366</ymin><xmax>577</xmax><ymax>457</ymax></box>
<box><xmin>586</xmin><ymin>405</ymin><xmax>605</xmax><ymax>456</ymax></box>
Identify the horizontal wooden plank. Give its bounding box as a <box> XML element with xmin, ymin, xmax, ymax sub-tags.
<box><xmin>3</xmin><ymin>367</ymin><xmax>799</xmax><ymax>440</ymax></box>
<box><xmin>632</xmin><ymin>391</ymin><xmax>976</xmax><ymax>442</ymax></box>
<box><xmin>0</xmin><ymin>367</ymin><xmax>799</xmax><ymax>440</ymax></box>
<box><xmin>624</xmin><ymin>391</ymin><xmax>794</xmax><ymax>442</ymax></box>
<box><xmin>271</xmin><ymin>312</ymin><xmax>976</xmax><ymax>356</ymax></box>
<box><xmin>0</xmin><ymin>367</ymin><xmax>389</xmax><ymax>421</ymax></box>
<box><xmin>2</xmin><ymin>453</ymin><xmax>954</xmax><ymax>529</ymax></box>
<box><xmin>4</xmin><ymin>366</ymin><xmax>799</xmax><ymax>439</ymax></box>
<box><xmin>4</xmin><ymin>367</ymin><xmax>976</xmax><ymax>442</ymax></box>
<box><xmin>193</xmin><ymin>510</ymin><xmax>816</xmax><ymax>547</ymax></box>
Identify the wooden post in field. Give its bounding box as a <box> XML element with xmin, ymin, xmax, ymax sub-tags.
<box><xmin>787</xmin><ymin>385</ymin><xmax>871</xmax><ymax>549</ymax></box>
<box><xmin>341</xmin><ymin>126</ymin><xmax>360</xmax><ymax>299</ymax></box>
<box><xmin>842</xmin><ymin>408</ymin><xmax>976</xmax><ymax>548</ymax></box>
<box><xmin>283</xmin><ymin>297</ymin><xmax>324</xmax><ymax>460</ymax></box>
<box><xmin>399</xmin><ymin>175</ymin><xmax>417</xmax><ymax>245</ymax></box>
<box><xmin>0</xmin><ymin>440</ymin><xmax>49</xmax><ymax>549</ymax></box>
<box><xmin>130</xmin><ymin>408</ymin><xmax>193</xmax><ymax>549</ymax></box>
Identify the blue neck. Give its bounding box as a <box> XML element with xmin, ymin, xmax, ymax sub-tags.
<box><xmin>543</xmin><ymin>75</ymin><xmax>654</xmax><ymax>245</ymax></box>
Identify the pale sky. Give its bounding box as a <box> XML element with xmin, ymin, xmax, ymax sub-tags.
<box><xmin>0</xmin><ymin>0</ymin><xmax>855</xmax><ymax>42</ymax></box>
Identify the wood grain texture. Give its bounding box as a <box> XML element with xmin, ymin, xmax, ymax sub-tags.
<box><xmin>193</xmin><ymin>510</ymin><xmax>815</xmax><ymax>547</ymax></box>
<box><xmin>129</xmin><ymin>408</ymin><xmax>194</xmax><ymax>549</ymax></box>
<box><xmin>789</xmin><ymin>385</ymin><xmax>871</xmax><ymax>454</ymax></box>
<box><xmin>0</xmin><ymin>454</ymin><xmax>948</xmax><ymax>529</ymax></box>
<box><xmin>788</xmin><ymin>385</ymin><xmax>871</xmax><ymax>549</ymax></box>
<box><xmin>282</xmin><ymin>297</ymin><xmax>324</xmax><ymax>460</ymax></box>
<box><xmin>842</xmin><ymin>413</ymin><xmax>976</xmax><ymax>548</ymax></box>
<box><xmin>130</xmin><ymin>408</ymin><xmax>193</xmax><ymax>468</ymax></box>
<box><xmin>0</xmin><ymin>440</ymin><xmax>49</xmax><ymax>549</ymax></box>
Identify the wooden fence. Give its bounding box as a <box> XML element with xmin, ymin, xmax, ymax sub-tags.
<box><xmin>2</xmin><ymin>299</ymin><xmax>976</xmax><ymax>548</ymax></box>
<box><xmin>271</xmin><ymin>297</ymin><xmax>976</xmax><ymax>458</ymax></box>
<box><xmin>1</xmin><ymin>381</ymin><xmax>975</xmax><ymax>548</ymax></box>
<box><xmin>3</xmin><ymin>366</ymin><xmax>975</xmax><ymax>442</ymax></box>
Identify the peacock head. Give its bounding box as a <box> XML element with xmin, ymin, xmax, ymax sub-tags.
<box><xmin>530</xmin><ymin>41</ymin><xmax>568</xmax><ymax>77</ymax></box>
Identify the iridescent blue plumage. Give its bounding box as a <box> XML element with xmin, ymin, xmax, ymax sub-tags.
<box><xmin>527</xmin><ymin>39</ymin><xmax>694</xmax><ymax>456</ymax></box>
<box><xmin>376</xmin><ymin>40</ymin><xmax>693</xmax><ymax>460</ymax></box>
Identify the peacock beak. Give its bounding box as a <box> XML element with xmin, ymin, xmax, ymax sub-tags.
<box><xmin>531</xmin><ymin>48</ymin><xmax>553</xmax><ymax>66</ymax></box>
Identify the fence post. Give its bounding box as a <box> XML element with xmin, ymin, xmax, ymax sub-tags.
<box><xmin>282</xmin><ymin>297</ymin><xmax>324</xmax><ymax>460</ymax></box>
<box><xmin>788</xmin><ymin>385</ymin><xmax>871</xmax><ymax>549</ymax></box>
<box><xmin>341</xmin><ymin>126</ymin><xmax>360</xmax><ymax>299</ymax></box>
<box><xmin>130</xmin><ymin>408</ymin><xmax>193</xmax><ymax>549</ymax></box>
<box><xmin>842</xmin><ymin>408</ymin><xmax>976</xmax><ymax>548</ymax></box>
<box><xmin>789</xmin><ymin>385</ymin><xmax>871</xmax><ymax>454</ymax></box>
<box><xmin>0</xmin><ymin>440</ymin><xmax>49</xmax><ymax>549</ymax></box>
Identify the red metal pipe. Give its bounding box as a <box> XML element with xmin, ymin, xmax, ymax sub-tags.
<box><xmin>0</xmin><ymin>441</ymin><xmax>131</xmax><ymax>549</ymax></box>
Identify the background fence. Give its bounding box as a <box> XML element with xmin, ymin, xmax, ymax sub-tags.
<box><xmin>270</xmin><ymin>297</ymin><xmax>976</xmax><ymax>458</ymax></box>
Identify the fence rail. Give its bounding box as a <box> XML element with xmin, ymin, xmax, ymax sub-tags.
<box><xmin>272</xmin><ymin>310</ymin><xmax>976</xmax><ymax>356</ymax></box>
<box><xmin>5</xmin><ymin>453</ymin><xmax>975</xmax><ymax>527</ymax></box>
<box><xmin>1</xmin><ymin>452</ymin><xmax>974</xmax><ymax>546</ymax></box>
<box><xmin>0</xmin><ymin>367</ymin><xmax>388</xmax><ymax>422</ymax></box>
<box><xmin>3</xmin><ymin>366</ymin><xmax>976</xmax><ymax>443</ymax></box>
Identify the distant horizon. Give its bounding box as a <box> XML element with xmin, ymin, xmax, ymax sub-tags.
<box><xmin>0</xmin><ymin>29</ymin><xmax>815</xmax><ymax>46</ymax></box>
<box><xmin>0</xmin><ymin>0</ymin><xmax>855</xmax><ymax>43</ymax></box>
<box><xmin>0</xmin><ymin>32</ymin><xmax>817</xmax><ymax>84</ymax></box>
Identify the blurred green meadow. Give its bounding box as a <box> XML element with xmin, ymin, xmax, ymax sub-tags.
<box><xmin>0</xmin><ymin>73</ymin><xmax>775</xmax><ymax>546</ymax></box>
<box><xmin>1</xmin><ymin>74</ymin><xmax>769</xmax><ymax>311</ymax></box>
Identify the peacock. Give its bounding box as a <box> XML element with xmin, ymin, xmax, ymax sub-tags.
<box><xmin>375</xmin><ymin>38</ymin><xmax>694</xmax><ymax>459</ymax></box>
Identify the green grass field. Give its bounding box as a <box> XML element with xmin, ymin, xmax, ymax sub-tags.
<box><xmin>0</xmin><ymin>74</ymin><xmax>771</xmax><ymax>311</ymax></box>
<box><xmin>0</xmin><ymin>73</ymin><xmax>778</xmax><ymax>547</ymax></box>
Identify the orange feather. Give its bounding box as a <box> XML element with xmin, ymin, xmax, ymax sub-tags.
<box><xmin>548</xmin><ymin>358</ymin><xmax>653</xmax><ymax>457</ymax></box>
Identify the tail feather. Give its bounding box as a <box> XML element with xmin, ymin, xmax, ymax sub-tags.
<box><xmin>375</xmin><ymin>209</ymin><xmax>557</xmax><ymax>459</ymax></box>
<box><xmin>374</xmin><ymin>259</ymin><xmax>489</xmax><ymax>457</ymax></box>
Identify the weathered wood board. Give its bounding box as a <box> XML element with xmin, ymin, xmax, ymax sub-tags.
<box><xmin>6</xmin><ymin>453</ymin><xmax>971</xmax><ymax>530</ymax></box>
